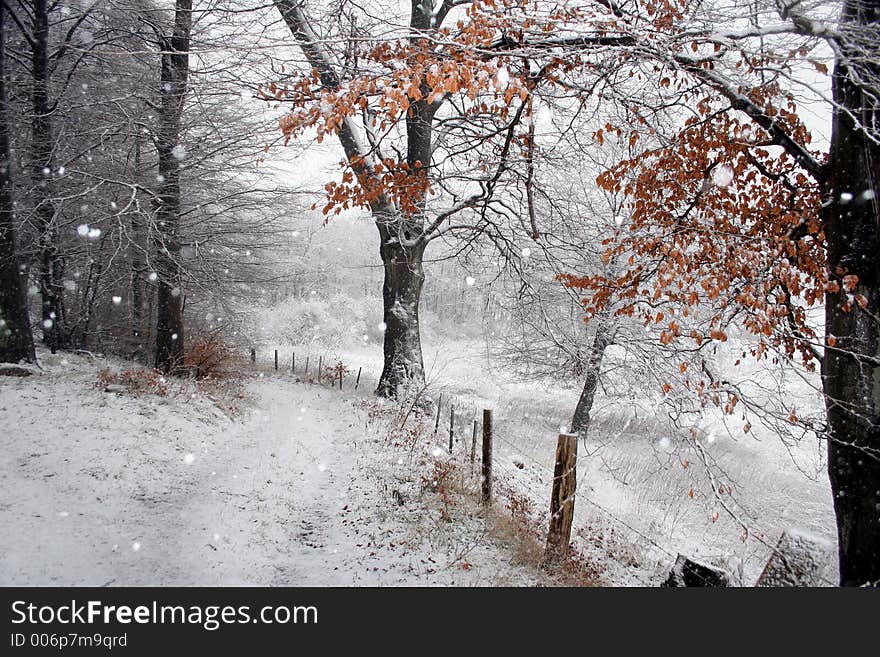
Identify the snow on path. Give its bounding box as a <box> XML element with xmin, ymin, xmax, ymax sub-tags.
<box><xmin>0</xmin><ymin>356</ymin><xmax>544</xmax><ymax>586</ymax></box>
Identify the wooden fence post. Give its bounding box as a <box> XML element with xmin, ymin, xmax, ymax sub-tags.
<box><xmin>292</xmin><ymin>352</ymin><xmax>295</xmax><ymax>373</ymax></box>
<box><xmin>250</xmin><ymin>348</ymin><xmax>255</xmax><ymax>365</ymax></box>
<box><xmin>543</xmin><ymin>433</ymin><xmax>578</xmax><ymax>568</ymax></box>
<box><xmin>274</xmin><ymin>349</ymin><xmax>278</xmax><ymax>371</ymax></box>
<box><xmin>470</xmin><ymin>420</ymin><xmax>478</xmax><ymax>468</ymax></box>
<box><xmin>434</xmin><ymin>394</ymin><xmax>443</xmax><ymax>434</ymax></box>
<box><xmin>355</xmin><ymin>367</ymin><xmax>362</xmax><ymax>390</ymax></box>
<box><xmin>318</xmin><ymin>356</ymin><xmax>323</xmax><ymax>384</ymax></box>
<box><xmin>481</xmin><ymin>409</ymin><xmax>493</xmax><ymax>505</ymax></box>
<box><xmin>449</xmin><ymin>405</ymin><xmax>455</xmax><ymax>452</ymax></box>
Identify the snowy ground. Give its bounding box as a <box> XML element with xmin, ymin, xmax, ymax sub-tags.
<box><xmin>0</xmin><ymin>351</ymin><xmax>551</xmax><ymax>586</ymax></box>
<box><xmin>278</xmin><ymin>335</ymin><xmax>839</xmax><ymax>586</ymax></box>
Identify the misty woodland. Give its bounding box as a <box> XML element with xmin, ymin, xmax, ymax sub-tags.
<box><xmin>0</xmin><ymin>0</ymin><xmax>878</xmax><ymax>587</ymax></box>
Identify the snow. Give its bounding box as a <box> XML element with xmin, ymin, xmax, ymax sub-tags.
<box><xmin>0</xmin><ymin>351</ymin><xmax>548</xmax><ymax>586</ymax></box>
<box><xmin>712</xmin><ymin>165</ymin><xmax>735</xmax><ymax>188</ymax></box>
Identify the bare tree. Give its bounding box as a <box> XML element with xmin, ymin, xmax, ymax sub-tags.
<box><xmin>0</xmin><ymin>2</ymin><xmax>34</xmax><ymax>363</ymax></box>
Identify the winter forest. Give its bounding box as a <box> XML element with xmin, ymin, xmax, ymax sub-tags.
<box><xmin>0</xmin><ymin>0</ymin><xmax>878</xmax><ymax>588</ymax></box>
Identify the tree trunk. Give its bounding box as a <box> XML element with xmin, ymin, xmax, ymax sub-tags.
<box><xmin>0</xmin><ymin>5</ymin><xmax>35</xmax><ymax>363</ymax></box>
<box><xmin>153</xmin><ymin>0</ymin><xmax>191</xmax><ymax>374</ymax></box>
<box><xmin>821</xmin><ymin>0</ymin><xmax>880</xmax><ymax>586</ymax></box>
<box><xmin>30</xmin><ymin>0</ymin><xmax>67</xmax><ymax>352</ymax></box>
<box><xmin>129</xmin><ymin>137</ymin><xmax>147</xmax><ymax>361</ymax></box>
<box><xmin>376</xmin><ymin>238</ymin><xmax>426</xmax><ymax>397</ymax></box>
<box><xmin>569</xmin><ymin>316</ymin><xmax>613</xmax><ymax>436</ymax></box>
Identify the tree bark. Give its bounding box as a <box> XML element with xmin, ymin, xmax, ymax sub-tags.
<box><xmin>376</xmin><ymin>238</ymin><xmax>426</xmax><ymax>397</ymax></box>
<box><xmin>569</xmin><ymin>316</ymin><xmax>613</xmax><ymax>436</ymax></box>
<box><xmin>0</xmin><ymin>4</ymin><xmax>35</xmax><ymax>363</ymax></box>
<box><xmin>821</xmin><ymin>0</ymin><xmax>880</xmax><ymax>586</ymax></box>
<box><xmin>153</xmin><ymin>0</ymin><xmax>191</xmax><ymax>374</ymax></box>
<box><xmin>30</xmin><ymin>0</ymin><xmax>67</xmax><ymax>352</ymax></box>
<box><xmin>130</xmin><ymin>136</ymin><xmax>147</xmax><ymax>361</ymax></box>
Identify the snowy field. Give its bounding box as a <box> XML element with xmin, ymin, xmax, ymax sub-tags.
<box><xmin>0</xmin><ymin>350</ymin><xmax>554</xmax><ymax>587</ymax></box>
<box><xmin>0</xmin><ymin>317</ymin><xmax>840</xmax><ymax>587</ymax></box>
<box><xmin>271</xmin><ymin>332</ymin><xmax>839</xmax><ymax>586</ymax></box>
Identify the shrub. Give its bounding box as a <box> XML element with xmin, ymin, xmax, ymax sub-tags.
<box><xmin>184</xmin><ymin>333</ymin><xmax>243</xmax><ymax>380</ymax></box>
<box><xmin>97</xmin><ymin>367</ymin><xmax>169</xmax><ymax>396</ymax></box>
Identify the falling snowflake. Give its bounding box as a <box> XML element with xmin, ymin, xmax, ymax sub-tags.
<box><xmin>183</xmin><ymin>453</ymin><xmax>195</xmax><ymax>465</ymax></box>
<box><xmin>377</xmin><ymin>321</ymin><xmax>387</xmax><ymax>332</ymax></box>
<box><xmin>466</xmin><ymin>276</ymin><xmax>476</xmax><ymax>286</ymax></box>
<box><xmin>712</xmin><ymin>165</ymin><xmax>734</xmax><ymax>188</ymax></box>
<box><xmin>171</xmin><ymin>144</ymin><xmax>187</xmax><ymax>160</ymax></box>
<box><xmin>132</xmin><ymin>541</ymin><xmax>141</xmax><ymax>552</ymax></box>
<box><xmin>77</xmin><ymin>224</ymin><xmax>89</xmax><ymax>237</ymax></box>
<box><xmin>111</xmin><ymin>296</ymin><xmax>122</xmax><ymax>305</ymax></box>
<box><xmin>521</xmin><ymin>248</ymin><xmax>531</xmax><ymax>258</ymax></box>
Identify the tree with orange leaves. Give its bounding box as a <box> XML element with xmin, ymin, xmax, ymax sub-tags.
<box><xmin>556</xmin><ymin>0</ymin><xmax>879</xmax><ymax>585</ymax></box>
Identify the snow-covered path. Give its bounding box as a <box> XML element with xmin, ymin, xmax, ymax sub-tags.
<box><xmin>0</xmin><ymin>355</ymin><xmax>545</xmax><ymax>586</ymax></box>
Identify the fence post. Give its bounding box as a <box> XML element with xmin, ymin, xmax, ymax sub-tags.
<box><xmin>318</xmin><ymin>356</ymin><xmax>323</xmax><ymax>384</ymax></box>
<box><xmin>449</xmin><ymin>405</ymin><xmax>455</xmax><ymax>452</ymax></box>
<box><xmin>434</xmin><ymin>394</ymin><xmax>443</xmax><ymax>434</ymax></box>
<box><xmin>250</xmin><ymin>348</ymin><xmax>255</xmax><ymax>365</ymax></box>
<box><xmin>355</xmin><ymin>367</ymin><xmax>362</xmax><ymax>390</ymax></box>
<box><xmin>292</xmin><ymin>352</ymin><xmax>295</xmax><ymax>373</ymax></box>
<box><xmin>274</xmin><ymin>349</ymin><xmax>278</xmax><ymax>371</ymax></box>
<box><xmin>470</xmin><ymin>420</ymin><xmax>478</xmax><ymax>468</ymax></box>
<box><xmin>543</xmin><ymin>433</ymin><xmax>578</xmax><ymax>568</ymax></box>
<box><xmin>481</xmin><ymin>409</ymin><xmax>493</xmax><ymax>505</ymax></box>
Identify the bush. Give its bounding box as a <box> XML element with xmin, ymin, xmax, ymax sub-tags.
<box><xmin>184</xmin><ymin>333</ymin><xmax>243</xmax><ymax>380</ymax></box>
<box><xmin>97</xmin><ymin>367</ymin><xmax>169</xmax><ymax>396</ymax></box>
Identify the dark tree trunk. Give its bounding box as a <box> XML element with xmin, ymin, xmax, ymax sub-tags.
<box><xmin>569</xmin><ymin>317</ymin><xmax>613</xmax><ymax>436</ymax></box>
<box><xmin>153</xmin><ymin>0</ymin><xmax>191</xmax><ymax>374</ymax></box>
<box><xmin>130</xmin><ymin>137</ymin><xmax>147</xmax><ymax>361</ymax></box>
<box><xmin>821</xmin><ymin>0</ymin><xmax>880</xmax><ymax>586</ymax></box>
<box><xmin>0</xmin><ymin>5</ymin><xmax>35</xmax><ymax>363</ymax></box>
<box><xmin>376</xmin><ymin>238</ymin><xmax>426</xmax><ymax>397</ymax></box>
<box><xmin>374</xmin><ymin>1</ymin><xmax>435</xmax><ymax>397</ymax></box>
<box><xmin>30</xmin><ymin>0</ymin><xmax>67</xmax><ymax>352</ymax></box>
